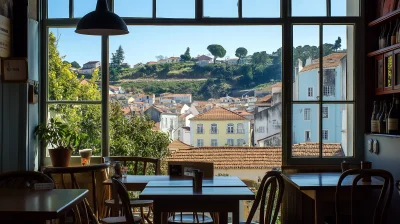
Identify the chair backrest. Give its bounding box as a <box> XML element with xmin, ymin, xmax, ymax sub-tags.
<box><xmin>246</xmin><ymin>171</ymin><xmax>284</xmax><ymax>224</ymax></box>
<box><xmin>335</xmin><ymin>169</ymin><xmax>394</xmax><ymax>224</ymax></box>
<box><xmin>103</xmin><ymin>156</ymin><xmax>160</xmax><ymax>175</ymax></box>
<box><xmin>167</xmin><ymin>161</ymin><xmax>214</xmax><ymax>179</ymax></box>
<box><xmin>396</xmin><ymin>180</ymin><xmax>400</xmax><ymax>196</ymax></box>
<box><xmin>112</xmin><ymin>178</ymin><xmax>135</xmax><ymax>223</ymax></box>
<box><xmin>0</xmin><ymin>171</ymin><xmax>53</xmax><ymax>189</ymax></box>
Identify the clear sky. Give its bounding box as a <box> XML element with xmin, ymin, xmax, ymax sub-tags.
<box><xmin>48</xmin><ymin>0</ymin><xmax>350</xmax><ymax>66</ymax></box>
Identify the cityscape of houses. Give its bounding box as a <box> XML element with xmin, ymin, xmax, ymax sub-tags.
<box><xmin>76</xmin><ymin>52</ymin><xmax>349</xmax><ymax>159</ymax></box>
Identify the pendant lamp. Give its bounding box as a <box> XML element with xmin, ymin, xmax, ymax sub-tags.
<box><xmin>75</xmin><ymin>0</ymin><xmax>129</xmax><ymax>36</ymax></box>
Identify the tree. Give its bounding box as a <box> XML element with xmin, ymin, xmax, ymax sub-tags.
<box><xmin>333</xmin><ymin>37</ymin><xmax>342</xmax><ymax>52</ymax></box>
<box><xmin>241</xmin><ymin>65</ymin><xmax>253</xmax><ymax>86</ymax></box>
<box><xmin>251</xmin><ymin>51</ymin><xmax>269</xmax><ymax>65</ymax></box>
<box><xmin>155</xmin><ymin>55</ymin><xmax>166</xmax><ymax>61</ymax></box>
<box><xmin>180</xmin><ymin>47</ymin><xmax>191</xmax><ymax>62</ymax></box>
<box><xmin>110</xmin><ymin>45</ymin><xmax>125</xmax><ymax>81</ymax></box>
<box><xmin>71</xmin><ymin>61</ymin><xmax>81</xmax><ymax>68</ymax></box>
<box><xmin>207</xmin><ymin>44</ymin><xmax>226</xmax><ymax>64</ymax></box>
<box><xmin>235</xmin><ymin>47</ymin><xmax>248</xmax><ymax>65</ymax></box>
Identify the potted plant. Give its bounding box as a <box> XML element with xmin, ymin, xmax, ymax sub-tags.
<box><xmin>36</xmin><ymin>118</ymin><xmax>88</xmax><ymax>167</ymax></box>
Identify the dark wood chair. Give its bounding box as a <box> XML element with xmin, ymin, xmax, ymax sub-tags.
<box><xmin>243</xmin><ymin>171</ymin><xmax>285</xmax><ymax>224</ymax></box>
<box><xmin>101</xmin><ymin>178</ymin><xmax>142</xmax><ymax>224</ymax></box>
<box><xmin>335</xmin><ymin>169</ymin><xmax>394</xmax><ymax>224</ymax></box>
<box><xmin>396</xmin><ymin>180</ymin><xmax>400</xmax><ymax>196</ymax></box>
<box><xmin>0</xmin><ymin>171</ymin><xmax>53</xmax><ymax>189</ymax></box>
<box><xmin>103</xmin><ymin>156</ymin><xmax>160</xmax><ymax>223</ymax></box>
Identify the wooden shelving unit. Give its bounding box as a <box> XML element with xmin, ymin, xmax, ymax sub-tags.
<box><xmin>366</xmin><ymin>133</ymin><xmax>400</xmax><ymax>138</ymax></box>
<box><xmin>367</xmin><ymin>43</ymin><xmax>400</xmax><ymax>57</ymax></box>
<box><xmin>368</xmin><ymin>8</ymin><xmax>400</xmax><ymax>27</ymax></box>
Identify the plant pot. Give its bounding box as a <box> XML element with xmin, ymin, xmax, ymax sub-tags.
<box><xmin>48</xmin><ymin>147</ymin><xmax>72</xmax><ymax>167</ymax></box>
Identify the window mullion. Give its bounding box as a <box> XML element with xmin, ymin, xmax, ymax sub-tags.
<box><xmin>152</xmin><ymin>0</ymin><xmax>156</xmax><ymax>19</ymax></box>
<box><xmin>101</xmin><ymin>35</ymin><xmax>110</xmax><ymax>157</ymax></box>
<box><xmin>319</xmin><ymin>23</ymin><xmax>323</xmax><ymax>159</ymax></box>
<box><xmin>326</xmin><ymin>0</ymin><xmax>331</xmax><ymax>17</ymax></box>
<box><xmin>69</xmin><ymin>0</ymin><xmax>74</xmax><ymax>18</ymax></box>
<box><xmin>238</xmin><ymin>0</ymin><xmax>242</xmax><ymax>19</ymax></box>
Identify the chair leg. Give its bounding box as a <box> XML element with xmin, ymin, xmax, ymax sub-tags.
<box><xmin>140</xmin><ymin>207</ymin><xmax>145</xmax><ymax>224</ymax></box>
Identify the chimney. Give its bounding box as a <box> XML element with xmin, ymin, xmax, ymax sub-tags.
<box><xmin>305</xmin><ymin>56</ymin><xmax>312</xmax><ymax>66</ymax></box>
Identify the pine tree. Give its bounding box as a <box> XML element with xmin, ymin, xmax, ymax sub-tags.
<box><xmin>180</xmin><ymin>47</ymin><xmax>191</xmax><ymax>62</ymax></box>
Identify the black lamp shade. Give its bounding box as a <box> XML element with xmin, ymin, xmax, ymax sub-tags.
<box><xmin>75</xmin><ymin>0</ymin><xmax>129</xmax><ymax>36</ymax></box>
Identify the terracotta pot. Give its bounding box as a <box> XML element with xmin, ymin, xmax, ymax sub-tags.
<box><xmin>48</xmin><ymin>147</ymin><xmax>72</xmax><ymax>167</ymax></box>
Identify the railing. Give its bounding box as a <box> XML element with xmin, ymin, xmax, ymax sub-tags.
<box><xmin>210</xmin><ymin>129</ymin><xmax>219</xmax><ymax>134</ymax></box>
<box><xmin>227</xmin><ymin>129</ymin><xmax>235</xmax><ymax>134</ymax></box>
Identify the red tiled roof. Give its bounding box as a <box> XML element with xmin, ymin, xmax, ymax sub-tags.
<box><xmin>271</xmin><ymin>82</ymin><xmax>282</xmax><ymax>87</ymax></box>
<box><xmin>292</xmin><ymin>143</ymin><xmax>344</xmax><ymax>157</ymax></box>
<box><xmin>300</xmin><ymin>53</ymin><xmax>346</xmax><ymax>73</ymax></box>
<box><xmin>190</xmin><ymin>107</ymin><xmax>248</xmax><ymax>121</ymax></box>
<box><xmin>168</xmin><ymin>140</ymin><xmax>191</xmax><ymax>150</ymax></box>
<box><xmin>257</xmin><ymin>94</ymin><xmax>272</xmax><ymax>103</ymax></box>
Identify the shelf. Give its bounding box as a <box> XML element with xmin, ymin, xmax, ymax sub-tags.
<box><xmin>367</xmin><ymin>43</ymin><xmax>400</xmax><ymax>57</ymax></box>
<box><xmin>365</xmin><ymin>133</ymin><xmax>400</xmax><ymax>138</ymax></box>
<box><xmin>368</xmin><ymin>9</ymin><xmax>400</xmax><ymax>27</ymax></box>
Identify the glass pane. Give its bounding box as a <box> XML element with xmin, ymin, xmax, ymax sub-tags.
<box><xmin>114</xmin><ymin>0</ymin><xmax>152</xmax><ymax>18</ymax></box>
<box><xmin>292</xmin><ymin>0</ymin><xmax>326</xmax><ymax>17</ymax></box>
<box><xmin>322</xmin><ymin>25</ymin><xmax>353</xmax><ymax>101</ymax></box>
<box><xmin>292</xmin><ymin>104</ymin><xmax>320</xmax><ymax>158</ymax></box>
<box><xmin>322</xmin><ymin>104</ymin><xmax>354</xmax><ymax>157</ymax></box>
<box><xmin>48</xmin><ymin>0</ymin><xmax>69</xmax><ymax>18</ymax></box>
<box><xmin>204</xmin><ymin>0</ymin><xmax>238</xmax><ymax>18</ymax></box>
<box><xmin>48</xmin><ymin>28</ymin><xmax>101</xmax><ymax>101</ymax></box>
<box><xmin>157</xmin><ymin>0</ymin><xmax>195</xmax><ymax>18</ymax></box>
<box><xmin>293</xmin><ymin>25</ymin><xmax>320</xmax><ymax>101</ymax></box>
<box><xmin>242</xmin><ymin>0</ymin><xmax>280</xmax><ymax>18</ymax></box>
<box><xmin>47</xmin><ymin>104</ymin><xmax>102</xmax><ymax>156</ymax></box>
<box><xmin>331</xmin><ymin>0</ymin><xmax>359</xmax><ymax>17</ymax></box>
<box><xmin>74</xmin><ymin>0</ymin><xmax>97</xmax><ymax>18</ymax></box>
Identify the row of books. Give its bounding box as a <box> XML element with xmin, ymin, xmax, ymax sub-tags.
<box><xmin>379</xmin><ymin>0</ymin><xmax>400</xmax><ymax>17</ymax></box>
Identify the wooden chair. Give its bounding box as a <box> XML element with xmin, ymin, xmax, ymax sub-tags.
<box><xmin>167</xmin><ymin>161</ymin><xmax>214</xmax><ymax>224</ymax></box>
<box><xmin>396</xmin><ymin>180</ymin><xmax>400</xmax><ymax>196</ymax></box>
<box><xmin>335</xmin><ymin>169</ymin><xmax>394</xmax><ymax>224</ymax></box>
<box><xmin>243</xmin><ymin>171</ymin><xmax>284</xmax><ymax>224</ymax></box>
<box><xmin>103</xmin><ymin>156</ymin><xmax>160</xmax><ymax>223</ymax></box>
<box><xmin>101</xmin><ymin>178</ymin><xmax>142</xmax><ymax>224</ymax></box>
<box><xmin>0</xmin><ymin>171</ymin><xmax>53</xmax><ymax>189</ymax></box>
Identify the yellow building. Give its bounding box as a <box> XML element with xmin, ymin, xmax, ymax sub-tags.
<box><xmin>190</xmin><ymin>107</ymin><xmax>251</xmax><ymax>147</ymax></box>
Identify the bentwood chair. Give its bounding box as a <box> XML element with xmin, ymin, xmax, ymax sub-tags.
<box><xmin>335</xmin><ymin>169</ymin><xmax>394</xmax><ymax>224</ymax></box>
<box><xmin>242</xmin><ymin>171</ymin><xmax>285</xmax><ymax>224</ymax></box>
<box><xmin>396</xmin><ymin>180</ymin><xmax>400</xmax><ymax>196</ymax></box>
<box><xmin>103</xmin><ymin>156</ymin><xmax>160</xmax><ymax>223</ymax></box>
<box><xmin>0</xmin><ymin>171</ymin><xmax>54</xmax><ymax>189</ymax></box>
<box><xmin>101</xmin><ymin>178</ymin><xmax>142</xmax><ymax>224</ymax></box>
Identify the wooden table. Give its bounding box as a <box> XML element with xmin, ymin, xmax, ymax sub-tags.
<box><xmin>0</xmin><ymin>189</ymin><xmax>88</xmax><ymax>223</ymax></box>
<box><xmin>283</xmin><ymin>173</ymin><xmax>384</xmax><ymax>224</ymax></box>
<box><xmin>103</xmin><ymin>175</ymin><xmax>170</xmax><ymax>191</ymax></box>
<box><xmin>140</xmin><ymin>186</ymin><xmax>255</xmax><ymax>224</ymax></box>
<box><xmin>145</xmin><ymin>176</ymin><xmax>247</xmax><ymax>188</ymax></box>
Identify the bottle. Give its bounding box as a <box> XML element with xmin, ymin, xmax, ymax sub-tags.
<box><xmin>386</xmin><ymin>102</ymin><xmax>391</xmax><ymax>133</ymax></box>
<box><xmin>377</xmin><ymin>101</ymin><xmax>383</xmax><ymax>131</ymax></box>
<box><xmin>371</xmin><ymin>101</ymin><xmax>379</xmax><ymax>133</ymax></box>
<box><xmin>388</xmin><ymin>96</ymin><xmax>399</xmax><ymax>135</ymax></box>
<box><xmin>379</xmin><ymin>101</ymin><xmax>387</xmax><ymax>133</ymax></box>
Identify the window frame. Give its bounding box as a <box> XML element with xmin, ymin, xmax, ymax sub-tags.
<box><xmin>322</xmin><ymin>106</ymin><xmax>329</xmax><ymax>118</ymax></box>
<box><xmin>304</xmin><ymin>108</ymin><xmax>311</xmax><ymax>121</ymax></box>
<box><xmin>227</xmin><ymin>123</ymin><xmax>235</xmax><ymax>134</ymax></box>
<box><xmin>197</xmin><ymin>139</ymin><xmax>204</xmax><ymax>147</ymax></box>
<box><xmin>196</xmin><ymin>124</ymin><xmax>204</xmax><ymax>134</ymax></box>
<box><xmin>304</xmin><ymin>130</ymin><xmax>311</xmax><ymax>142</ymax></box>
<box><xmin>227</xmin><ymin>139</ymin><xmax>234</xmax><ymax>146</ymax></box>
<box><xmin>40</xmin><ymin>0</ymin><xmax>364</xmax><ymax>166</ymax></box>
<box><xmin>211</xmin><ymin>139</ymin><xmax>218</xmax><ymax>146</ymax></box>
<box><xmin>307</xmin><ymin>87</ymin><xmax>314</xmax><ymax>98</ymax></box>
<box><xmin>322</xmin><ymin>129</ymin><xmax>329</xmax><ymax>140</ymax></box>
<box><xmin>210</xmin><ymin>123</ymin><xmax>218</xmax><ymax>134</ymax></box>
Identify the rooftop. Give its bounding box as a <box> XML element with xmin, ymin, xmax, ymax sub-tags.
<box><xmin>190</xmin><ymin>107</ymin><xmax>248</xmax><ymax>121</ymax></box>
<box><xmin>292</xmin><ymin>143</ymin><xmax>344</xmax><ymax>157</ymax></box>
<box><xmin>168</xmin><ymin>140</ymin><xmax>192</xmax><ymax>150</ymax></box>
<box><xmin>300</xmin><ymin>53</ymin><xmax>346</xmax><ymax>73</ymax></box>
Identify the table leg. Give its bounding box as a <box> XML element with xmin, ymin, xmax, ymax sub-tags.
<box><xmin>219</xmin><ymin>212</ymin><xmax>228</xmax><ymax>224</ymax></box>
<box><xmin>152</xmin><ymin>202</ymin><xmax>161</xmax><ymax>224</ymax></box>
<box><xmin>232</xmin><ymin>201</ymin><xmax>240</xmax><ymax>224</ymax></box>
<box><xmin>314</xmin><ymin>191</ymin><xmax>324</xmax><ymax>224</ymax></box>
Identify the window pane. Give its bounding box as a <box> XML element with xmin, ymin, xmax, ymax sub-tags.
<box><xmin>291</xmin><ymin>0</ymin><xmax>326</xmax><ymax>17</ymax></box>
<box><xmin>74</xmin><ymin>0</ymin><xmax>97</xmax><ymax>18</ymax></box>
<box><xmin>292</xmin><ymin>104</ymin><xmax>320</xmax><ymax>158</ymax></box>
<box><xmin>157</xmin><ymin>0</ymin><xmax>195</xmax><ymax>18</ymax></box>
<box><xmin>293</xmin><ymin>25</ymin><xmax>320</xmax><ymax>101</ymax></box>
<box><xmin>242</xmin><ymin>0</ymin><xmax>280</xmax><ymax>18</ymax></box>
<box><xmin>204</xmin><ymin>0</ymin><xmax>238</xmax><ymax>18</ymax></box>
<box><xmin>47</xmin><ymin>104</ymin><xmax>102</xmax><ymax>156</ymax></box>
<box><xmin>48</xmin><ymin>0</ymin><xmax>69</xmax><ymax>18</ymax></box>
<box><xmin>322</xmin><ymin>104</ymin><xmax>354</xmax><ymax>157</ymax></box>
<box><xmin>114</xmin><ymin>0</ymin><xmax>152</xmax><ymax>18</ymax></box>
<box><xmin>323</xmin><ymin>25</ymin><xmax>354</xmax><ymax>101</ymax></box>
<box><xmin>331</xmin><ymin>0</ymin><xmax>359</xmax><ymax>17</ymax></box>
<box><xmin>48</xmin><ymin>28</ymin><xmax>101</xmax><ymax>101</ymax></box>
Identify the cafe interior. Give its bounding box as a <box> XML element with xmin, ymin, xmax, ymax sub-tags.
<box><xmin>1</xmin><ymin>0</ymin><xmax>400</xmax><ymax>223</ymax></box>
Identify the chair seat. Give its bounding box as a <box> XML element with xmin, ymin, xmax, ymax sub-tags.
<box><xmin>105</xmin><ymin>199</ymin><xmax>154</xmax><ymax>207</ymax></box>
<box><xmin>168</xmin><ymin>214</ymin><xmax>214</xmax><ymax>224</ymax></box>
<box><xmin>101</xmin><ymin>216</ymin><xmax>142</xmax><ymax>224</ymax></box>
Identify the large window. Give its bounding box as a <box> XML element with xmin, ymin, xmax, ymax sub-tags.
<box><xmin>43</xmin><ymin>0</ymin><xmax>361</xmax><ymax>166</ymax></box>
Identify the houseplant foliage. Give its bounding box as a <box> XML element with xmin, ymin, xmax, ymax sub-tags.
<box><xmin>36</xmin><ymin>118</ymin><xmax>88</xmax><ymax>167</ymax></box>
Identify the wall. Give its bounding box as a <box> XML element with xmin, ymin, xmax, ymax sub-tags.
<box><xmin>364</xmin><ymin>134</ymin><xmax>400</xmax><ymax>223</ymax></box>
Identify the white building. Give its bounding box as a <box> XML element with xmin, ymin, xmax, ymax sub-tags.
<box><xmin>160</xmin><ymin>93</ymin><xmax>192</xmax><ymax>104</ymax></box>
<box><xmin>195</xmin><ymin>55</ymin><xmax>213</xmax><ymax>67</ymax></box>
<box><xmin>78</xmin><ymin>61</ymin><xmax>100</xmax><ymax>75</ymax></box>
<box><xmin>136</xmin><ymin>94</ymin><xmax>155</xmax><ymax>105</ymax></box>
<box><xmin>160</xmin><ymin>113</ymin><xmax>179</xmax><ymax>140</ymax></box>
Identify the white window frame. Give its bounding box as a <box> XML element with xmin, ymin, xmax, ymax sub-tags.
<box><xmin>196</xmin><ymin>124</ymin><xmax>204</xmax><ymax>134</ymax></box>
<box><xmin>197</xmin><ymin>139</ymin><xmax>204</xmax><ymax>147</ymax></box>
<box><xmin>237</xmin><ymin>123</ymin><xmax>245</xmax><ymax>134</ymax></box>
<box><xmin>211</xmin><ymin>139</ymin><xmax>218</xmax><ymax>146</ymax></box>
<box><xmin>210</xmin><ymin>123</ymin><xmax>218</xmax><ymax>134</ymax></box>
<box><xmin>227</xmin><ymin>139</ymin><xmax>234</xmax><ymax>146</ymax></box>
<box><xmin>323</xmin><ymin>85</ymin><xmax>335</xmax><ymax>96</ymax></box>
<box><xmin>237</xmin><ymin>139</ymin><xmax>245</xmax><ymax>146</ymax></box>
<box><xmin>322</xmin><ymin>130</ymin><xmax>329</xmax><ymax>140</ymax></box>
<box><xmin>307</xmin><ymin>87</ymin><xmax>313</xmax><ymax>97</ymax></box>
<box><xmin>227</xmin><ymin>123</ymin><xmax>235</xmax><ymax>134</ymax></box>
<box><xmin>304</xmin><ymin>108</ymin><xmax>311</xmax><ymax>121</ymax></box>
<box><xmin>304</xmin><ymin>131</ymin><xmax>311</xmax><ymax>142</ymax></box>
<box><xmin>322</xmin><ymin>106</ymin><xmax>329</xmax><ymax>118</ymax></box>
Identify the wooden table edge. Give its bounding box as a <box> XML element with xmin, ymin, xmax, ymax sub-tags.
<box><xmin>56</xmin><ymin>189</ymin><xmax>89</xmax><ymax>218</ymax></box>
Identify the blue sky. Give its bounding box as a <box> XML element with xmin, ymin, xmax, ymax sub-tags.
<box><xmin>48</xmin><ymin>0</ymin><xmax>350</xmax><ymax>66</ymax></box>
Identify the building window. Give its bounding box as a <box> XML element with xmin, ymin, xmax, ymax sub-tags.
<box><xmin>170</xmin><ymin>118</ymin><xmax>173</xmax><ymax>129</ymax></box>
<box><xmin>227</xmin><ymin>123</ymin><xmax>234</xmax><ymax>134</ymax></box>
<box><xmin>304</xmin><ymin>108</ymin><xmax>311</xmax><ymax>121</ymax></box>
<box><xmin>272</xmin><ymin>120</ymin><xmax>281</xmax><ymax>128</ymax></box>
<box><xmin>258</xmin><ymin>126</ymin><xmax>265</xmax><ymax>133</ymax></box>
<box><xmin>197</xmin><ymin>139</ymin><xmax>204</xmax><ymax>147</ymax></box>
<box><xmin>237</xmin><ymin>123</ymin><xmax>244</xmax><ymax>134</ymax></box>
<box><xmin>197</xmin><ymin>124</ymin><xmax>204</xmax><ymax>134</ymax></box>
<box><xmin>178</xmin><ymin>130</ymin><xmax>181</xmax><ymax>140</ymax></box>
<box><xmin>227</xmin><ymin>139</ymin><xmax>234</xmax><ymax>146</ymax></box>
<box><xmin>323</xmin><ymin>85</ymin><xmax>335</xmax><ymax>96</ymax></box>
<box><xmin>305</xmin><ymin>131</ymin><xmax>311</xmax><ymax>142</ymax></box>
<box><xmin>164</xmin><ymin>118</ymin><xmax>167</xmax><ymax>127</ymax></box>
<box><xmin>211</xmin><ymin>139</ymin><xmax>218</xmax><ymax>146</ymax></box>
<box><xmin>237</xmin><ymin>139</ymin><xmax>245</xmax><ymax>146</ymax></box>
<box><xmin>322</xmin><ymin>130</ymin><xmax>329</xmax><ymax>140</ymax></box>
<box><xmin>210</xmin><ymin>124</ymin><xmax>218</xmax><ymax>134</ymax></box>
<box><xmin>322</xmin><ymin>106</ymin><xmax>329</xmax><ymax>118</ymax></box>
<box><xmin>307</xmin><ymin>87</ymin><xmax>313</xmax><ymax>97</ymax></box>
